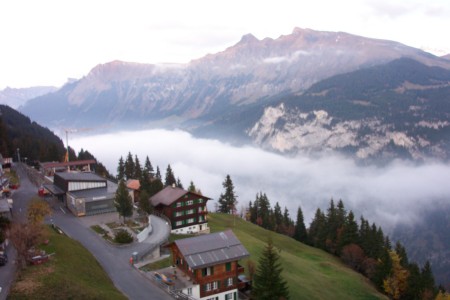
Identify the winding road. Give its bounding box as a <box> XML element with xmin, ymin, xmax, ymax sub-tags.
<box><xmin>1</xmin><ymin>164</ymin><xmax>172</xmax><ymax>300</ymax></box>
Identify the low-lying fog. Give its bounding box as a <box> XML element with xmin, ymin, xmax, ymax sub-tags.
<box><xmin>71</xmin><ymin>129</ymin><xmax>450</xmax><ymax>231</ymax></box>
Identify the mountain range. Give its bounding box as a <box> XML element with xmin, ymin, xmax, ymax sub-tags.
<box><xmin>0</xmin><ymin>86</ymin><xmax>57</xmax><ymax>109</ymax></box>
<box><xmin>18</xmin><ymin>27</ymin><xmax>450</xmax><ymax>162</ymax></box>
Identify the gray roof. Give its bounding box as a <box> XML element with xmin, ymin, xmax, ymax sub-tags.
<box><xmin>55</xmin><ymin>172</ymin><xmax>106</xmax><ymax>182</ymax></box>
<box><xmin>150</xmin><ymin>186</ymin><xmax>188</xmax><ymax>206</ymax></box>
<box><xmin>43</xmin><ymin>184</ymin><xmax>65</xmax><ymax>196</ymax></box>
<box><xmin>175</xmin><ymin>230</ymin><xmax>249</xmax><ymax>269</ymax></box>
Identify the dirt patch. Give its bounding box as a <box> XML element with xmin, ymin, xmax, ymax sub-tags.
<box><xmin>11</xmin><ymin>265</ymin><xmax>55</xmax><ymax>295</ymax></box>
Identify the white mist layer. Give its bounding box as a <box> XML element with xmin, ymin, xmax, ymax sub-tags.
<box><xmin>71</xmin><ymin>129</ymin><xmax>450</xmax><ymax>230</ymax></box>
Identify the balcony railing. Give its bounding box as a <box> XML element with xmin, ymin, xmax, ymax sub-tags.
<box><xmin>237</xmin><ymin>264</ymin><xmax>245</xmax><ymax>274</ymax></box>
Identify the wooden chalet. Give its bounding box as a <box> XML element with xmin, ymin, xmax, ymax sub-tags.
<box><xmin>168</xmin><ymin>230</ymin><xmax>250</xmax><ymax>300</ymax></box>
<box><xmin>150</xmin><ymin>186</ymin><xmax>210</xmax><ymax>234</ymax></box>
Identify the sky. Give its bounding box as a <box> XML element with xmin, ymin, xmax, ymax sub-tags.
<box><xmin>1</xmin><ymin>0</ymin><xmax>450</xmax><ymax>89</ymax></box>
<box><xmin>71</xmin><ymin>129</ymin><xmax>450</xmax><ymax>231</ymax></box>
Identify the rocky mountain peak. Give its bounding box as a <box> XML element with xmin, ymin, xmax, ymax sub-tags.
<box><xmin>238</xmin><ymin>33</ymin><xmax>259</xmax><ymax>45</ymax></box>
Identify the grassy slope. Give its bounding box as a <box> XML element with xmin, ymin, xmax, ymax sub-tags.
<box><xmin>8</xmin><ymin>226</ymin><xmax>126</xmax><ymax>300</ymax></box>
<box><xmin>209</xmin><ymin>213</ymin><xmax>386</xmax><ymax>300</ymax></box>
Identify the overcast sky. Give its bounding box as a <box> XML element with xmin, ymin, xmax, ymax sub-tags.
<box><xmin>1</xmin><ymin>0</ymin><xmax>449</xmax><ymax>89</ymax></box>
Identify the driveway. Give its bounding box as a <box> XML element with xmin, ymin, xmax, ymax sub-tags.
<box><xmin>2</xmin><ymin>164</ymin><xmax>172</xmax><ymax>300</ymax></box>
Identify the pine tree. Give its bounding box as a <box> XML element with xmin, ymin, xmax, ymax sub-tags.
<box><xmin>394</xmin><ymin>241</ymin><xmax>409</xmax><ymax>267</ymax></box>
<box><xmin>138</xmin><ymin>190</ymin><xmax>153</xmax><ymax>215</ymax></box>
<box><xmin>217</xmin><ymin>175</ymin><xmax>238</xmax><ymax>214</ymax></box>
<box><xmin>144</xmin><ymin>156</ymin><xmax>154</xmax><ymax>178</ymax></box>
<box><xmin>188</xmin><ymin>181</ymin><xmax>197</xmax><ymax>193</ymax></box>
<box><xmin>114</xmin><ymin>179</ymin><xmax>133</xmax><ymax>222</ymax></box>
<box><xmin>273</xmin><ymin>202</ymin><xmax>283</xmax><ymax>232</ymax></box>
<box><xmin>155</xmin><ymin>166</ymin><xmax>162</xmax><ymax>180</ymax></box>
<box><xmin>134</xmin><ymin>155</ymin><xmax>142</xmax><ymax>180</ymax></box>
<box><xmin>176</xmin><ymin>177</ymin><xmax>183</xmax><ymax>189</ymax></box>
<box><xmin>338</xmin><ymin>210</ymin><xmax>359</xmax><ymax>252</ymax></box>
<box><xmin>148</xmin><ymin>178</ymin><xmax>164</xmax><ymax>197</ymax></box>
<box><xmin>164</xmin><ymin>164</ymin><xmax>176</xmax><ymax>186</ymax></box>
<box><xmin>124</xmin><ymin>152</ymin><xmax>135</xmax><ymax>180</ymax></box>
<box><xmin>420</xmin><ymin>261</ymin><xmax>436</xmax><ymax>298</ymax></box>
<box><xmin>252</xmin><ymin>238</ymin><xmax>289</xmax><ymax>300</ymax></box>
<box><xmin>308</xmin><ymin>208</ymin><xmax>326</xmax><ymax>248</ymax></box>
<box><xmin>293</xmin><ymin>206</ymin><xmax>308</xmax><ymax>243</ymax></box>
<box><xmin>283</xmin><ymin>207</ymin><xmax>291</xmax><ymax>227</ymax></box>
<box><xmin>117</xmin><ymin>156</ymin><xmax>125</xmax><ymax>181</ymax></box>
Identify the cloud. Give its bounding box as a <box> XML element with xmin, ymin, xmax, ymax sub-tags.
<box><xmin>71</xmin><ymin>129</ymin><xmax>450</xmax><ymax>231</ymax></box>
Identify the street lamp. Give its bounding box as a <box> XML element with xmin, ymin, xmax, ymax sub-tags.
<box><xmin>17</xmin><ymin>148</ymin><xmax>20</xmax><ymax>163</ymax></box>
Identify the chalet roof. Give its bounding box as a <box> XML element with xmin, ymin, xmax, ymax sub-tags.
<box><xmin>174</xmin><ymin>230</ymin><xmax>249</xmax><ymax>269</ymax></box>
<box><xmin>55</xmin><ymin>172</ymin><xmax>106</xmax><ymax>182</ymax></box>
<box><xmin>150</xmin><ymin>186</ymin><xmax>211</xmax><ymax>207</ymax></box>
<box><xmin>126</xmin><ymin>179</ymin><xmax>140</xmax><ymax>191</ymax></box>
<box><xmin>40</xmin><ymin>159</ymin><xmax>96</xmax><ymax>169</ymax></box>
<box><xmin>150</xmin><ymin>186</ymin><xmax>188</xmax><ymax>206</ymax></box>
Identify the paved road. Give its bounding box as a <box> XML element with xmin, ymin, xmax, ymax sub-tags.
<box><xmin>1</xmin><ymin>164</ymin><xmax>172</xmax><ymax>300</ymax></box>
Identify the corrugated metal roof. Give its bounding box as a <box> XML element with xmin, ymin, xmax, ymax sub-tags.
<box><xmin>150</xmin><ymin>186</ymin><xmax>188</xmax><ymax>206</ymax></box>
<box><xmin>55</xmin><ymin>172</ymin><xmax>106</xmax><ymax>182</ymax></box>
<box><xmin>175</xmin><ymin>230</ymin><xmax>249</xmax><ymax>269</ymax></box>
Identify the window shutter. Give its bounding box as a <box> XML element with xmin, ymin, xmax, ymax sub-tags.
<box><xmin>202</xmin><ymin>268</ymin><xmax>206</xmax><ymax>277</ymax></box>
<box><xmin>211</xmin><ymin>266</ymin><xmax>214</xmax><ymax>275</ymax></box>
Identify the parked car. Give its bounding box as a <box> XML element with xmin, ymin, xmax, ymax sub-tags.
<box><xmin>38</xmin><ymin>186</ymin><xmax>49</xmax><ymax>197</ymax></box>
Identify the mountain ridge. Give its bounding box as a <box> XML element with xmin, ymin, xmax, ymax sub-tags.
<box><xmin>19</xmin><ymin>28</ymin><xmax>450</xmax><ymax>161</ymax></box>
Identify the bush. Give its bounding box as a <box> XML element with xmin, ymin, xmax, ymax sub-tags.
<box><xmin>114</xmin><ymin>229</ymin><xmax>133</xmax><ymax>244</ymax></box>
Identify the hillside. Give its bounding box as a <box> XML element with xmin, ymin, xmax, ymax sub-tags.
<box><xmin>0</xmin><ymin>104</ymin><xmax>65</xmax><ymax>162</ymax></box>
<box><xmin>248</xmin><ymin>58</ymin><xmax>450</xmax><ymax>161</ymax></box>
<box><xmin>208</xmin><ymin>213</ymin><xmax>385</xmax><ymax>299</ymax></box>
<box><xmin>8</xmin><ymin>226</ymin><xmax>126</xmax><ymax>300</ymax></box>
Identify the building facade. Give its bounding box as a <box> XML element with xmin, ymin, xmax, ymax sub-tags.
<box><xmin>46</xmin><ymin>172</ymin><xmax>117</xmax><ymax>216</ymax></box>
<box><xmin>150</xmin><ymin>186</ymin><xmax>210</xmax><ymax>234</ymax></box>
<box><xmin>168</xmin><ymin>230</ymin><xmax>249</xmax><ymax>300</ymax></box>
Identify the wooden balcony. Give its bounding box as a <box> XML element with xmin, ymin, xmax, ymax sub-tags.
<box><xmin>237</xmin><ymin>264</ymin><xmax>245</xmax><ymax>274</ymax></box>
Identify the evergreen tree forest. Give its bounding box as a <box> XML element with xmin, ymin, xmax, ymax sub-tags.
<box><xmin>246</xmin><ymin>196</ymin><xmax>440</xmax><ymax>299</ymax></box>
<box><xmin>115</xmin><ymin>152</ymin><xmax>201</xmax><ymax>211</ymax></box>
<box><xmin>0</xmin><ymin>105</ymin><xmax>65</xmax><ymax>162</ymax></box>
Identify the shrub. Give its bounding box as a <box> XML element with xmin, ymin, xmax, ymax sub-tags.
<box><xmin>114</xmin><ymin>229</ymin><xmax>133</xmax><ymax>244</ymax></box>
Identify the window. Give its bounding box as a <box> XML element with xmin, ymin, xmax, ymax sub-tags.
<box><xmin>225</xmin><ymin>293</ymin><xmax>233</xmax><ymax>300</ymax></box>
<box><xmin>212</xmin><ymin>281</ymin><xmax>219</xmax><ymax>290</ymax></box>
<box><xmin>187</xmin><ymin>287</ymin><xmax>192</xmax><ymax>295</ymax></box>
<box><xmin>186</xmin><ymin>209</ymin><xmax>194</xmax><ymax>215</ymax></box>
<box><xmin>186</xmin><ymin>200</ymin><xmax>194</xmax><ymax>206</ymax></box>
<box><xmin>199</xmin><ymin>215</ymin><xmax>205</xmax><ymax>222</ymax></box>
<box><xmin>176</xmin><ymin>221</ymin><xmax>183</xmax><ymax>226</ymax></box>
<box><xmin>187</xmin><ymin>217</ymin><xmax>195</xmax><ymax>224</ymax></box>
<box><xmin>174</xmin><ymin>211</ymin><xmax>183</xmax><ymax>217</ymax></box>
<box><xmin>198</xmin><ymin>198</ymin><xmax>203</xmax><ymax>203</ymax></box>
<box><xmin>205</xmin><ymin>283</ymin><xmax>212</xmax><ymax>291</ymax></box>
<box><xmin>227</xmin><ymin>277</ymin><xmax>233</xmax><ymax>286</ymax></box>
<box><xmin>226</xmin><ymin>262</ymin><xmax>231</xmax><ymax>271</ymax></box>
<box><xmin>176</xmin><ymin>202</ymin><xmax>182</xmax><ymax>208</ymax></box>
<box><xmin>202</xmin><ymin>266</ymin><xmax>214</xmax><ymax>277</ymax></box>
